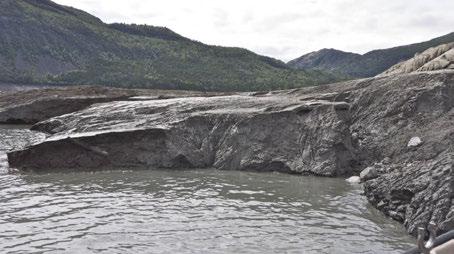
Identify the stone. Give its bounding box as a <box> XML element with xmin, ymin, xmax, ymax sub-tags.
<box><xmin>389</xmin><ymin>211</ymin><xmax>405</xmax><ymax>222</ymax></box>
<box><xmin>407</xmin><ymin>137</ymin><xmax>423</xmax><ymax>147</ymax></box>
<box><xmin>360</xmin><ymin>166</ymin><xmax>379</xmax><ymax>181</ymax></box>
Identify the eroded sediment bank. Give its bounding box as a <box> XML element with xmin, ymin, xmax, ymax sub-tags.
<box><xmin>4</xmin><ymin>71</ymin><xmax>454</xmax><ymax>236</ymax></box>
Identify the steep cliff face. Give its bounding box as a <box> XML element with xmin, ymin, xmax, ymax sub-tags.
<box><xmin>6</xmin><ymin>71</ymin><xmax>454</xmax><ymax>235</ymax></box>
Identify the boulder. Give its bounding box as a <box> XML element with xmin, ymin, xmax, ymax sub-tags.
<box><xmin>360</xmin><ymin>166</ymin><xmax>379</xmax><ymax>181</ymax></box>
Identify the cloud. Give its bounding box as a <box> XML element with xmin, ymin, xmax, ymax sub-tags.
<box><xmin>54</xmin><ymin>0</ymin><xmax>454</xmax><ymax>61</ymax></box>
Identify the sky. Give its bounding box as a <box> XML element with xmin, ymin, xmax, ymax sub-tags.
<box><xmin>53</xmin><ymin>0</ymin><xmax>454</xmax><ymax>62</ymax></box>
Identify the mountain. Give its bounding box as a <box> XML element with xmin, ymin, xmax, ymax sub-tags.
<box><xmin>288</xmin><ymin>49</ymin><xmax>360</xmax><ymax>75</ymax></box>
<box><xmin>289</xmin><ymin>32</ymin><xmax>454</xmax><ymax>77</ymax></box>
<box><xmin>0</xmin><ymin>0</ymin><xmax>342</xmax><ymax>92</ymax></box>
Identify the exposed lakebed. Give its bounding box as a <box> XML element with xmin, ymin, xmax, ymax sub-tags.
<box><xmin>0</xmin><ymin>125</ymin><xmax>415</xmax><ymax>253</ymax></box>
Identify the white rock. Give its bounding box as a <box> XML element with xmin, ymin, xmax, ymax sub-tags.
<box><xmin>346</xmin><ymin>176</ymin><xmax>361</xmax><ymax>184</ymax></box>
<box><xmin>407</xmin><ymin>137</ymin><xmax>423</xmax><ymax>147</ymax></box>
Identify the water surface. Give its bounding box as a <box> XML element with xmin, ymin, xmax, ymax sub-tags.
<box><xmin>0</xmin><ymin>126</ymin><xmax>415</xmax><ymax>253</ymax></box>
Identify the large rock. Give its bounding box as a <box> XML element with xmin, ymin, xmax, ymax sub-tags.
<box><xmin>359</xmin><ymin>166</ymin><xmax>379</xmax><ymax>181</ymax></box>
<box><xmin>9</xmin><ymin>95</ymin><xmax>358</xmax><ymax>176</ymax></box>
<box><xmin>6</xmin><ymin>70</ymin><xmax>454</xmax><ymax>235</ymax></box>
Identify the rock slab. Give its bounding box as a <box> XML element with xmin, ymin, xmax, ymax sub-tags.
<box><xmin>9</xmin><ymin>95</ymin><xmax>358</xmax><ymax>176</ymax></box>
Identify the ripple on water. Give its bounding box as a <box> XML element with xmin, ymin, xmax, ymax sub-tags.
<box><xmin>0</xmin><ymin>127</ymin><xmax>415</xmax><ymax>254</ymax></box>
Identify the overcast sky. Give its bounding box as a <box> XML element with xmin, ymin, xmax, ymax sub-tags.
<box><xmin>53</xmin><ymin>0</ymin><xmax>454</xmax><ymax>62</ymax></box>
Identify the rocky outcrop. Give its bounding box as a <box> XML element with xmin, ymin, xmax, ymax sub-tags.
<box><xmin>6</xmin><ymin>71</ymin><xmax>454</xmax><ymax>236</ymax></box>
<box><xmin>380</xmin><ymin>43</ymin><xmax>454</xmax><ymax>77</ymax></box>
<box><xmin>0</xmin><ymin>86</ymin><xmax>220</xmax><ymax>124</ymax></box>
<box><xmin>351</xmin><ymin>70</ymin><xmax>454</xmax><ymax>235</ymax></box>
<box><xmin>364</xmin><ymin>152</ymin><xmax>453</xmax><ymax>236</ymax></box>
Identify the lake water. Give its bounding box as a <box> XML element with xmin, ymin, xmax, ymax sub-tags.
<box><xmin>0</xmin><ymin>125</ymin><xmax>415</xmax><ymax>253</ymax></box>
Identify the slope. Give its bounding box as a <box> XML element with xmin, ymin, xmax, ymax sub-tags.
<box><xmin>0</xmin><ymin>0</ymin><xmax>341</xmax><ymax>91</ymax></box>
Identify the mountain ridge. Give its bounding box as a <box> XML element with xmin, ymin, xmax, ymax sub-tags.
<box><xmin>289</xmin><ymin>32</ymin><xmax>454</xmax><ymax>77</ymax></box>
<box><xmin>0</xmin><ymin>0</ymin><xmax>342</xmax><ymax>91</ymax></box>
